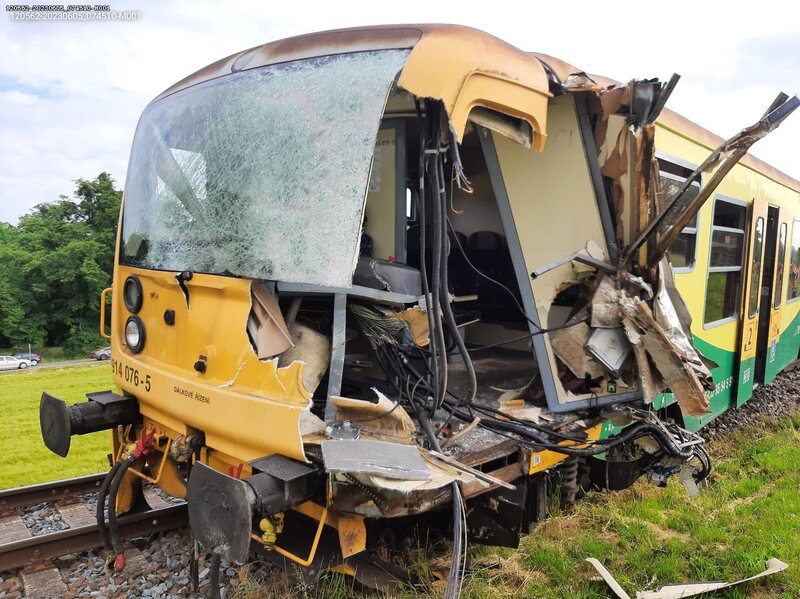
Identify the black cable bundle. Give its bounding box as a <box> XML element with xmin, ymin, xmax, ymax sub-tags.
<box><xmin>412</xmin><ymin>100</ymin><xmax>478</xmax><ymax>420</ymax></box>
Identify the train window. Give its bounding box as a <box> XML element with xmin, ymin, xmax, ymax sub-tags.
<box><xmin>774</xmin><ymin>222</ymin><xmax>787</xmax><ymax>308</ymax></box>
<box><xmin>787</xmin><ymin>219</ymin><xmax>800</xmax><ymax>302</ymax></box>
<box><xmin>659</xmin><ymin>167</ymin><xmax>700</xmax><ymax>270</ymax></box>
<box><xmin>704</xmin><ymin>198</ymin><xmax>746</xmax><ymax>326</ymax></box>
<box><xmin>748</xmin><ymin>217</ymin><xmax>765</xmax><ymax>318</ymax></box>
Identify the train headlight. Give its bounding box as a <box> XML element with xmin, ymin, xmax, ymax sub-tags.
<box><xmin>125</xmin><ymin>315</ymin><xmax>146</xmax><ymax>353</ymax></box>
<box><xmin>123</xmin><ymin>275</ymin><xmax>143</xmax><ymax>313</ymax></box>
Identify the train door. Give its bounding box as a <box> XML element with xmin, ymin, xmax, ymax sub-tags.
<box><xmin>736</xmin><ymin>199</ymin><xmax>768</xmax><ymax>405</ymax></box>
<box><xmin>762</xmin><ymin>214</ymin><xmax>788</xmax><ymax>384</ymax></box>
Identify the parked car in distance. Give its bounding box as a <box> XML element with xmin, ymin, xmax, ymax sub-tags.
<box><xmin>0</xmin><ymin>355</ymin><xmax>31</xmax><ymax>370</ymax></box>
<box><xmin>90</xmin><ymin>347</ymin><xmax>112</xmax><ymax>360</ymax></box>
<box><xmin>14</xmin><ymin>352</ymin><xmax>41</xmax><ymax>366</ymax></box>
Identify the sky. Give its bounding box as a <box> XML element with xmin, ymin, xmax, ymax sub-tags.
<box><xmin>0</xmin><ymin>0</ymin><xmax>798</xmax><ymax>224</ymax></box>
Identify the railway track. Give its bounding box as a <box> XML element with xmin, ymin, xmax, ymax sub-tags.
<box><xmin>0</xmin><ymin>474</ymin><xmax>187</xmax><ymax>597</ymax></box>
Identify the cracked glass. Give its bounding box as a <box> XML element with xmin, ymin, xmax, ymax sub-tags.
<box><xmin>121</xmin><ymin>49</ymin><xmax>410</xmax><ymax>287</ymax></box>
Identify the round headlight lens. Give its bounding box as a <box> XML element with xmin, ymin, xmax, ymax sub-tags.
<box><xmin>125</xmin><ymin>315</ymin><xmax>145</xmax><ymax>353</ymax></box>
<box><xmin>123</xmin><ymin>276</ymin><xmax>143</xmax><ymax>313</ymax></box>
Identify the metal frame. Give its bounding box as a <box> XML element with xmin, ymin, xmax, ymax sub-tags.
<box><xmin>377</xmin><ymin>118</ymin><xmax>408</xmax><ymax>263</ymax></box>
<box><xmin>747</xmin><ymin>215</ymin><xmax>766</xmax><ymax>319</ymax></box>
<box><xmin>702</xmin><ymin>195</ymin><xmax>749</xmax><ymax>329</ymax></box>
<box><xmin>325</xmin><ymin>293</ymin><xmax>347</xmax><ymax>421</ymax></box>
<box><xmin>655</xmin><ymin>152</ymin><xmax>703</xmax><ymax>274</ymax></box>
<box><xmin>655</xmin><ymin>150</ymin><xmax>699</xmax><ymax>174</ymax></box>
<box><xmin>773</xmin><ymin>221</ymin><xmax>788</xmax><ymax>309</ymax></box>
<box><xmin>477</xmin><ymin>125</ymin><xmax>641</xmax><ymax>413</ymax></box>
<box><xmin>287</xmin><ymin>115</ymin><xmax>405</xmax><ymax>422</ymax></box>
<box><xmin>658</xmin><ymin>170</ymin><xmax>701</xmax><ymax>273</ymax></box>
<box><xmin>786</xmin><ymin>218</ymin><xmax>800</xmax><ymax>305</ymax></box>
<box><xmin>574</xmin><ymin>93</ymin><xmax>619</xmax><ymax>264</ymax></box>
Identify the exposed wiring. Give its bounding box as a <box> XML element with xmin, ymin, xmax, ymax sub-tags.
<box><xmin>415</xmin><ymin>98</ymin><xmax>441</xmax><ymax>417</ymax></box>
<box><xmin>445</xmin><ymin>481</ymin><xmax>468</xmax><ymax>599</ymax></box>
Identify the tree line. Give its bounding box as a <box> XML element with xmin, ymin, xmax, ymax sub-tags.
<box><xmin>0</xmin><ymin>173</ymin><xmax>121</xmax><ymax>353</ymax></box>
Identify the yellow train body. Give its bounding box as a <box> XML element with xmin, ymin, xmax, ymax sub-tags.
<box><xmin>39</xmin><ymin>24</ymin><xmax>797</xmax><ymax>579</ymax></box>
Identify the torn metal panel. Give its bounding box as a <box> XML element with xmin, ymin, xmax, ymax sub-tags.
<box><xmin>250</xmin><ymin>283</ymin><xmax>293</xmax><ymax>359</ymax></box>
<box><xmin>594</xmin><ymin>78</ymin><xmax>671</xmax><ymax>264</ymax></box>
<box><xmin>623</xmin><ymin>321</ymin><xmax>661</xmax><ymax>404</ymax></box>
<box><xmin>364</xmin><ymin>458</ymin><xmax>477</xmax><ymax>494</ymax></box>
<box><xmin>620</xmin><ymin>295</ymin><xmax>710</xmax><ymax>417</ymax></box>
<box><xmin>653</xmin><ymin>259</ymin><xmax>715</xmax><ymax>387</ymax></box>
<box><xmin>628</xmin><ymin>93</ymin><xmax>799</xmax><ymax>269</ymax></box>
<box><xmin>329</xmin><ymin>465</ymin><xmax>474</xmax><ymax>518</ymax></box>
<box><xmin>597</xmin><ymin>116</ymin><xmax>631</xmax><ymax>244</ymax></box>
<box><xmin>322</xmin><ymin>440</ymin><xmax>430</xmax><ymax>481</ymax></box>
<box><xmin>327</xmin><ymin>445</ymin><xmax>524</xmax><ymax>518</ymax></box>
<box><xmin>331</xmin><ymin>391</ymin><xmax>417</xmax><ymax>444</ymax></box>
<box><xmin>530</xmin><ymin>52</ymin><xmax>603</xmax><ymax>94</ymax></box>
<box><xmin>337</xmin><ymin>514</ymin><xmax>367</xmax><ymax>558</ymax></box>
<box><xmin>398</xmin><ymin>26</ymin><xmax>552</xmax><ymax>150</ymax></box>
<box><xmin>585</xmin><ymin>327</ymin><xmax>630</xmax><ymax>375</ymax></box>
<box><xmin>551</xmin><ymin>319</ymin><xmax>606</xmax><ymax>380</ymax></box>
<box><xmin>587</xmin><ymin>557</ymin><xmax>788</xmax><ymax>599</ymax></box>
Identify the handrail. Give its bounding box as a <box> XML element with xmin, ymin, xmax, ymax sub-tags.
<box><xmin>100</xmin><ymin>287</ymin><xmax>112</xmax><ymax>339</ymax></box>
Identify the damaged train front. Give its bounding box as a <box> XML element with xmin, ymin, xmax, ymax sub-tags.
<box><xmin>33</xmin><ymin>25</ymin><xmax>748</xmax><ymax>587</ymax></box>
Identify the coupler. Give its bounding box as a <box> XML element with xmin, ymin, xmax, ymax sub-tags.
<box><xmin>187</xmin><ymin>455</ymin><xmax>320</xmax><ymax>563</ymax></box>
<box><xmin>39</xmin><ymin>390</ymin><xmax>140</xmax><ymax>457</ymax></box>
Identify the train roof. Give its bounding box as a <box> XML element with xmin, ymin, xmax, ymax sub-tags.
<box><xmin>585</xmin><ymin>73</ymin><xmax>800</xmax><ymax>194</ymax></box>
<box><xmin>154</xmin><ymin>24</ymin><xmax>799</xmax><ymax>193</ymax></box>
<box><xmin>153</xmin><ymin>24</ymin><xmax>553</xmax><ymax>149</ymax></box>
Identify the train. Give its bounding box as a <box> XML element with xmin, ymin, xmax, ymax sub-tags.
<box><xmin>38</xmin><ymin>24</ymin><xmax>798</xmax><ymax>595</ymax></box>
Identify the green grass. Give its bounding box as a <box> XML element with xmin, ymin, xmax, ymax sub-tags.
<box><xmin>0</xmin><ymin>363</ymin><xmax>112</xmax><ymax>489</ymax></box>
<box><xmin>452</xmin><ymin>416</ymin><xmax>800</xmax><ymax>598</ymax></box>
<box><xmin>236</xmin><ymin>415</ymin><xmax>800</xmax><ymax>598</ymax></box>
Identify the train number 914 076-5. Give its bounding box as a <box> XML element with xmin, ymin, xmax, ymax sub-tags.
<box><xmin>111</xmin><ymin>358</ymin><xmax>152</xmax><ymax>392</ymax></box>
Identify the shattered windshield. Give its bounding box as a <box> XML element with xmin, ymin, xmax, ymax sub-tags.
<box><xmin>121</xmin><ymin>49</ymin><xmax>410</xmax><ymax>287</ymax></box>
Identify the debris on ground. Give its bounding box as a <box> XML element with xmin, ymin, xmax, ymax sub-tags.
<box><xmin>587</xmin><ymin>557</ymin><xmax>788</xmax><ymax>599</ymax></box>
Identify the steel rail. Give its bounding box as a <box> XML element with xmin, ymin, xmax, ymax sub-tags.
<box><xmin>0</xmin><ymin>503</ymin><xmax>187</xmax><ymax>572</ymax></box>
<box><xmin>0</xmin><ymin>474</ymin><xmax>106</xmax><ymax>512</ymax></box>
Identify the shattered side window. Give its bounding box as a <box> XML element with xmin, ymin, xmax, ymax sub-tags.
<box><xmin>121</xmin><ymin>49</ymin><xmax>411</xmax><ymax>287</ymax></box>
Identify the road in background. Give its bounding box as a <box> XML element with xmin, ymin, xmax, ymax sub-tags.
<box><xmin>0</xmin><ymin>359</ymin><xmax>99</xmax><ymax>374</ymax></box>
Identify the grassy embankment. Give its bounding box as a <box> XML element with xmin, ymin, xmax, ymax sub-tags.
<box><xmin>237</xmin><ymin>417</ymin><xmax>800</xmax><ymax>598</ymax></box>
<box><xmin>0</xmin><ymin>363</ymin><xmax>111</xmax><ymax>489</ymax></box>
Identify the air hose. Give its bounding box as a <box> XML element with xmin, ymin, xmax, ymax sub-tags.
<box><xmin>101</xmin><ymin>428</ymin><xmax>156</xmax><ymax>572</ymax></box>
<box><xmin>96</xmin><ymin>460</ymin><xmax>123</xmax><ymax>551</ymax></box>
<box><xmin>107</xmin><ymin>454</ymin><xmax>136</xmax><ymax>571</ymax></box>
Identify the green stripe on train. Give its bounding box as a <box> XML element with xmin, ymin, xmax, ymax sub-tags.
<box><xmin>600</xmin><ymin>317</ymin><xmax>800</xmax><ymax>439</ymax></box>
